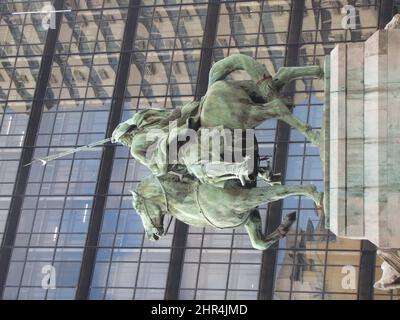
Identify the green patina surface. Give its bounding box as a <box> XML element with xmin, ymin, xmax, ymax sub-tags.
<box><xmin>112</xmin><ymin>54</ymin><xmax>324</xmax><ymax>250</ymax></box>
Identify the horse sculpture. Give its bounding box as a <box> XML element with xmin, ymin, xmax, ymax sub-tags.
<box><xmin>26</xmin><ymin>54</ymin><xmax>325</xmax><ymax>251</ymax></box>
<box><xmin>112</xmin><ymin>54</ymin><xmax>323</xmax><ymax>186</ymax></box>
<box><xmin>131</xmin><ymin>174</ymin><xmax>323</xmax><ymax>250</ymax></box>
<box><xmin>111</xmin><ymin>54</ymin><xmax>325</xmax><ymax>250</ymax></box>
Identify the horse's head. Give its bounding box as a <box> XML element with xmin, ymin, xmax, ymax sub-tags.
<box><xmin>130</xmin><ymin>177</ymin><xmax>167</xmax><ymax>241</ymax></box>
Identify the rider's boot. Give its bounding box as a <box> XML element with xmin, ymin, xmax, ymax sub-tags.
<box><xmin>203</xmin><ymin>156</ymin><xmax>253</xmax><ymax>186</ymax></box>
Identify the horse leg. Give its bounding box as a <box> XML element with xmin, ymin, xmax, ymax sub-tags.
<box><xmin>208</xmin><ymin>54</ymin><xmax>276</xmax><ymax>101</ymax></box>
<box><xmin>258</xmin><ymin>166</ymin><xmax>282</xmax><ymax>185</ymax></box>
<box><xmin>236</xmin><ymin>184</ymin><xmax>323</xmax><ymax>211</ymax></box>
<box><xmin>248</xmin><ymin>99</ymin><xmax>320</xmax><ymax>145</ymax></box>
<box><xmin>245</xmin><ymin>209</ymin><xmax>296</xmax><ymax>250</ymax></box>
<box><xmin>272</xmin><ymin>65</ymin><xmax>324</xmax><ymax>90</ymax></box>
<box><xmin>235</xmin><ymin>80</ymin><xmax>266</xmax><ymax>103</ymax></box>
<box><xmin>277</xmin><ymin>109</ymin><xmax>320</xmax><ymax>146</ymax></box>
<box><xmin>208</xmin><ymin>54</ymin><xmax>271</xmax><ymax>87</ymax></box>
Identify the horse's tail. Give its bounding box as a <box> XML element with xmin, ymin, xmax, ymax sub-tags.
<box><xmin>208</xmin><ymin>54</ymin><xmax>272</xmax><ymax>88</ymax></box>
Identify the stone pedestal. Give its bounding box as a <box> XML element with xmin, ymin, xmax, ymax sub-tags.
<box><xmin>326</xmin><ymin>29</ymin><xmax>400</xmax><ymax>248</ymax></box>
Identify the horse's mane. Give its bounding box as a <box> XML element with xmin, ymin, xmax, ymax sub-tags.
<box><xmin>135</xmin><ymin>175</ymin><xmax>162</xmax><ymax>200</ymax></box>
<box><xmin>130</xmin><ymin>175</ymin><xmax>163</xmax><ymax>215</ymax></box>
<box><xmin>135</xmin><ymin>174</ymin><xmax>194</xmax><ymax>204</ymax></box>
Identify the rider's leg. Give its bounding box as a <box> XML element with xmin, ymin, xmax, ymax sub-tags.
<box><xmin>248</xmin><ymin>99</ymin><xmax>320</xmax><ymax>146</ymax></box>
<box><xmin>245</xmin><ymin>209</ymin><xmax>296</xmax><ymax>250</ymax></box>
<box><xmin>187</xmin><ymin>158</ymin><xmax>252</xmax><ymax>186</ymax></box>
<box><xmin>272</xmin><ymin>65</ymin><xmax>324</xmax><ymax>90</ymax></box>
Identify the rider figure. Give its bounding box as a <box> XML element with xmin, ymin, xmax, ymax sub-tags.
<box><xmin>111</xmin><ymin>103</ymin><xmax>255</xmax><ymax>186</ymax></box>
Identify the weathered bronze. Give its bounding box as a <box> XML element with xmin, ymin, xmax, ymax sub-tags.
<box><xmin>112</xmin><ymin>54</ymin><xmax>323</xmax><ymax>186</ymax></box>
<box><xmin>113</xmin><ymin>54</ymin><xmax>324</xmax><ymax>249</ymax></box>
<box><xmin>24</xmin><ymin>54</ymin><xmax>324</xmax><ymax>250</ymax></box>
<box><xmin>131</xmin><ymin>174</ymin><xmax>322</xmax><ymax>250</ymax></box>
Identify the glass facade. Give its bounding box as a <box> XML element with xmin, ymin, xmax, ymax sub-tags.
<box><xmin>0</xmin><ymin>0</ymin><xmax>399</xmax><ymax>300</ymax></box>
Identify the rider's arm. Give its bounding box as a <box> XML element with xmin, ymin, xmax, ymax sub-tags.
<box><xmin>130</xmin><ymin>132</ymin><xmax>169</xmax><ymax>176</ymax></box>
<box><xmin>111</xmin><ymin>118</ymin><xmax>136</xmax><ymax>143</ymax></box>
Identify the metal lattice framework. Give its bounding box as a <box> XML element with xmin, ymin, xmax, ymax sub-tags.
<box><xmin>0</xmin><ymin>0</ymin><xmax>398</xmax><ymax>300</ymax></box>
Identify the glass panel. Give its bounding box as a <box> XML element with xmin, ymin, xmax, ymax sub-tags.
<box><xmin>1</xmin><ymin>0</ymin><xmax>388</xmax><ymax>301</ymax></box>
